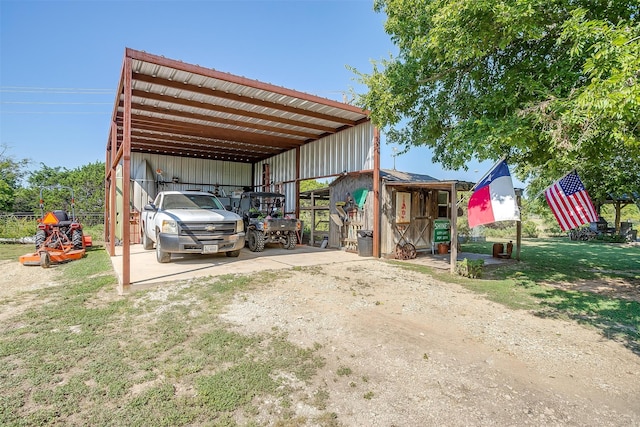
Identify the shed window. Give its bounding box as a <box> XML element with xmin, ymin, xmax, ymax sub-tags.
<box><xmin>437</xmin><ymin>191</ymin><xmax>449</xmax><ymax>218</ymax></box>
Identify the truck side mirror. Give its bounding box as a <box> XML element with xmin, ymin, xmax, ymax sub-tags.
<box><xmin>143</xmin><ymin>204</ymin><xmax>157</xmax><ymax>212</ymax></box>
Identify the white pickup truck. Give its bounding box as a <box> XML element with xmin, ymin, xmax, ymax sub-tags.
<box><xmin>141</xmin><ymin>190</ymin><xmax>245</xmax><ymax>263</ymax></box>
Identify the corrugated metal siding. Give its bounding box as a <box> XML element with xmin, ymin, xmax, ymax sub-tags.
<box><xmin>253</xmin><ymin>150</ymin><xmax>297</xmax><ymax>187</ymax></box>
<box><xmin>130</xmin><ymin>153</ymin><xmax>251</xmax><ymax>207</ymax></box>
<box><xmin>250</xmin><ymin>121</ymin><xmax>373</xmax><ymax>214</ymax></box>
<box><xmin>252</xmin><ymin>122</ymin><xmax>374</xmax><ymax>185</ymax></box>
<box><xmin>300</xmin><ymin>122</ymin><xmax>374</xmax><ymax>178</ymax></box>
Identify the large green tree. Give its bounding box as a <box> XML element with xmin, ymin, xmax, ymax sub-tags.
<box><xmin>352</xmin><ymin>0</ymin><xmax>639</xmax><ymax>209</ymax></box>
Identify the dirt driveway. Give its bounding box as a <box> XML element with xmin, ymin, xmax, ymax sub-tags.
<box><xmin>221</xmin><ymin>259</ymin><xmax>639</xmax><ymax>426</ymax></box>
<box><xmin>2</xmin><ymin>254</ymin><xmax>639</xmax><ymax>425</ymax></box>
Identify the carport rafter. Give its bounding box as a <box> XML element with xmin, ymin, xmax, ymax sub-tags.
<box><xmin>129</xmin><ymin>89</ymin><xmax>341</xmax><ymax>134</ymax></box>
<box><xmin>131</xmin><ymin>134</ymin><xmax>278</xmax><ymax>156</ymax></box>
<box><xmin>130</xmin><ymin>69</ymin><xmax>363</xmax><ymax>126</ymax></box>
<box><xmin>131</xmin><ymin>143</ymin><xmax>268</xmax><ymax>163</ymax></box>
<box><xmin>119</xmin><ymin>115</ymin><xmax>305</xmax><ymax>149</ymax></box>
<box><xmin>127</xmin><ymin>102</ymin><xmax>323</xmax><ymax>140</ymax></box>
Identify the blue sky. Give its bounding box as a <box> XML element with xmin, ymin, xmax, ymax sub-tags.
<box><xmin>1</xmin><ymin>0</ymin><xmax>511</xmax><ymax>186</ymax></box>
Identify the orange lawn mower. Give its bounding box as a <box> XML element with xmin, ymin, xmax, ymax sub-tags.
<box><xmin>19</xmin><ymin>186</ymin><xmax>92</xmax><ymax>268</ymax></box>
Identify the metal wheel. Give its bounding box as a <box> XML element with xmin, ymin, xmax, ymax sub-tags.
<box><xmin>403</xmin><ymin>243</ymin><xmax>417</xmax><ymax>259</ymax></box>
<box><xmin>395</xmin><ymin>242</ymin><xmax>417</xmax><ymax>260</ymax></box>
<box><xmin>155</xmin><ymin>231</ymin><xmax>171</xmax><ymax>263</ymax></box>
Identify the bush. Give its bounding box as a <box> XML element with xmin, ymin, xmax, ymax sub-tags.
<box><xmin>522</xmin><ymin>220</ymin><xmax>539</xmax><ymax>238</ymax></box>
<box><xmin>0</xmin><ymin>215</ymin><xmax>36</xmax><ymax>239</ymax></box>
<box><xmin>596</xmin><ymin>234</ymin><xmax>627</xmax><ymax>243</ymax></box>
<box><xmin>455</xmin><ymin>258</ymin><xmax>484</xmax><ymax>279</ymax></box>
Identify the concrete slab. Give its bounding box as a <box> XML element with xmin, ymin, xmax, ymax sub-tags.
<box><xmin>401</xmin><ymin>251</ymin><xmax>515</xmax><ymax>270</ymax></box>
<box><xmin>110</xmin><ymin>244</ymin><xmax>366</xmax><ymax>287</ymax></box>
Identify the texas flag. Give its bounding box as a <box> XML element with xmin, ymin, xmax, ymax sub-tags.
<box><xmin>467</xmin><ymin>160</ymin><xmax>521</xmax><ymax>228</ymax></box>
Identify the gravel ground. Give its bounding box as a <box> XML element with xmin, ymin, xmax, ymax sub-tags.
<box><xmin>220</xmin><ymin>259</ymin><xmax>640</xmax><ymax>426</ymax></box>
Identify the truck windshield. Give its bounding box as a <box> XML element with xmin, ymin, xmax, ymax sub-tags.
<box><xmin>163</xmin><ymin>194</ymin><xmax>224</xmax><ymax>210</ymax></box>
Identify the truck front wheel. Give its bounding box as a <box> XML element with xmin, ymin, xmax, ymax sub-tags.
<box><xmin>156</xmin><ymin>232</ymin><xmax>171</xmax><ymax>263</ymax></box>
<box><xmin>142</xmin><ymin>226</ymin><xmax>154</xmax><ymax>250</ymax></box>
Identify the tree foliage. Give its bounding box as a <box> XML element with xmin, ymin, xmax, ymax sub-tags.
<box><xmin>352</xmin><ymin>0</ymin><xmax>639</xmax><ymax>206</ymax></box>
<box><xmin>300</xmin><ymin>179</ymin><xmax>328</xmax><ymax>193</ymax></box>
<box><xmin>13</xmin><ymin>162</ymin><xmax>105</xmax><ymax>215</ymax></box>
<box><xmin>0</xmin><ymin>145</ymin><xmax>30</xmax><ymax>212</ymax></box>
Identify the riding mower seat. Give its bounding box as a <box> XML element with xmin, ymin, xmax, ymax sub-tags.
<box><xmin>52</xmin><ymin>210</ymin><xmax>73</xmax><ymax>227</ymax></box>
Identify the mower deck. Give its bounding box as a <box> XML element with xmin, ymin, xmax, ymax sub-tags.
<box><xmin>20</xmin><ymin>248</ymin><xmax>87</xmax><ymax>267</ymax></box>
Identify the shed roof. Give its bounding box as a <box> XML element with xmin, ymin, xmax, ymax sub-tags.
<box><xmin>329</xmin><ymin>169</ymin><xmax>475</xmax><ymax>191</ymax></box>
<box><xmin>108</xmin><ymin>48</ymin><xmax>370</xmax><ymax>163</ymax></box>
<box><xmin>380</xmin><ymin>169</ymin><xmax>439</xmax><ymax>183</ymax></box>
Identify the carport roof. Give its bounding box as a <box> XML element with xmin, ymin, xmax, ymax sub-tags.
<box><xmin>108</xmin><ymin>48</ymin><xmax>371</xmax><ymax>164</ymax></box>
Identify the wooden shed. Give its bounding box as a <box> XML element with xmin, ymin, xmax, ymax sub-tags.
<box><xmin>328</xmin><ymin>169</ymin><xmax>473</xmax><ymax>259</ymax></box>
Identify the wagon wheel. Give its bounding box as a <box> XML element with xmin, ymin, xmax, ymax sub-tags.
<box><xmin>395</xmin><ymin>243</ymin><xmax>417</xmax><ymax>260</ymax></box>
<box><xmin>394</xmin><ymin>243</ymin><xmax>404</xmax><ymax>259</ymax></box>
<box><xmin>402</xmin><ymin>243</ymin><xmax>417</xmax><ymax>259</ymax></box>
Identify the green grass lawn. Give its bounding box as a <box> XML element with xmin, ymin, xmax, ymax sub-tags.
<box><xmin>0</xmin><ymin>244</ymin><xmax>31</xmax><ymax>261</ymax></box>
<box><xmin>456</xmin><ymin>238</ymin><xmax>640</xmax><ymax>352</ymax></box>
<box><xmin>463</xmin><ymin>237</ymin><xmax>639</xmax><ymax>282</ymax></box>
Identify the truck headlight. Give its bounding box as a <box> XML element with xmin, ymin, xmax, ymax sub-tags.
<box><xmin>161</xmin><ymin>219</ymin><xmax>178</xmax><ymax>234</ymax></box>
<box><xmin>236</xmin><ymin>219</ymin><xmax>244</xmax><ymax>233</ymax></box>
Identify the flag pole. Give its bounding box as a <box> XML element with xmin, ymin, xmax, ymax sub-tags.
<box><xmin>532</xmin><ymin>168</ymin><xmax>576</xmax><ymax>200</ymax></box>
<box><xmin>458</xmin><ymin>156</ymin><xmax>508</xmax><ymax>206</ymax></box>
<box><xmin>469</xmin><ymin>156</ymin><xmax>507</xmax><ymax>193</ymax></box>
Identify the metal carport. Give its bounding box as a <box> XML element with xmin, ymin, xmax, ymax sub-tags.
<box><xmin>105</xmin><ymin>48</ymin><xmax>381</xmax><ymax>293</ymax></box>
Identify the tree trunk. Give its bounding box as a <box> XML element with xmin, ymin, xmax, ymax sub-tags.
<box><xmin>615</xmin><ymin>202</ymin><xmax>622</xmax><ymax>233</ymax></box>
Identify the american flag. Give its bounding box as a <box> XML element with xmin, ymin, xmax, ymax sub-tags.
<box><xmin>544</xmin><ymin>171</ymin><xmax>598</xmax><ymax>231</ymax></box>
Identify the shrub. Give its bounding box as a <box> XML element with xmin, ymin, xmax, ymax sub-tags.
<box><xmin>0</xmin><ymin>215</ymin><xmax>36</xmax><ymax>239</ymax></box>
<box><xmin>599</xmin><ymin>234</ymin><xmax>627</xmax><ymax>243</ymax></box>
<box><xmin>522</xmin><ymin>220</ymin><xmax>539</xmax><ymax>238</ymax></box>
<box><xmin>455</xmin><ymin>258</ymin><xmax>484</xmax><ymax>279</ymax></box>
